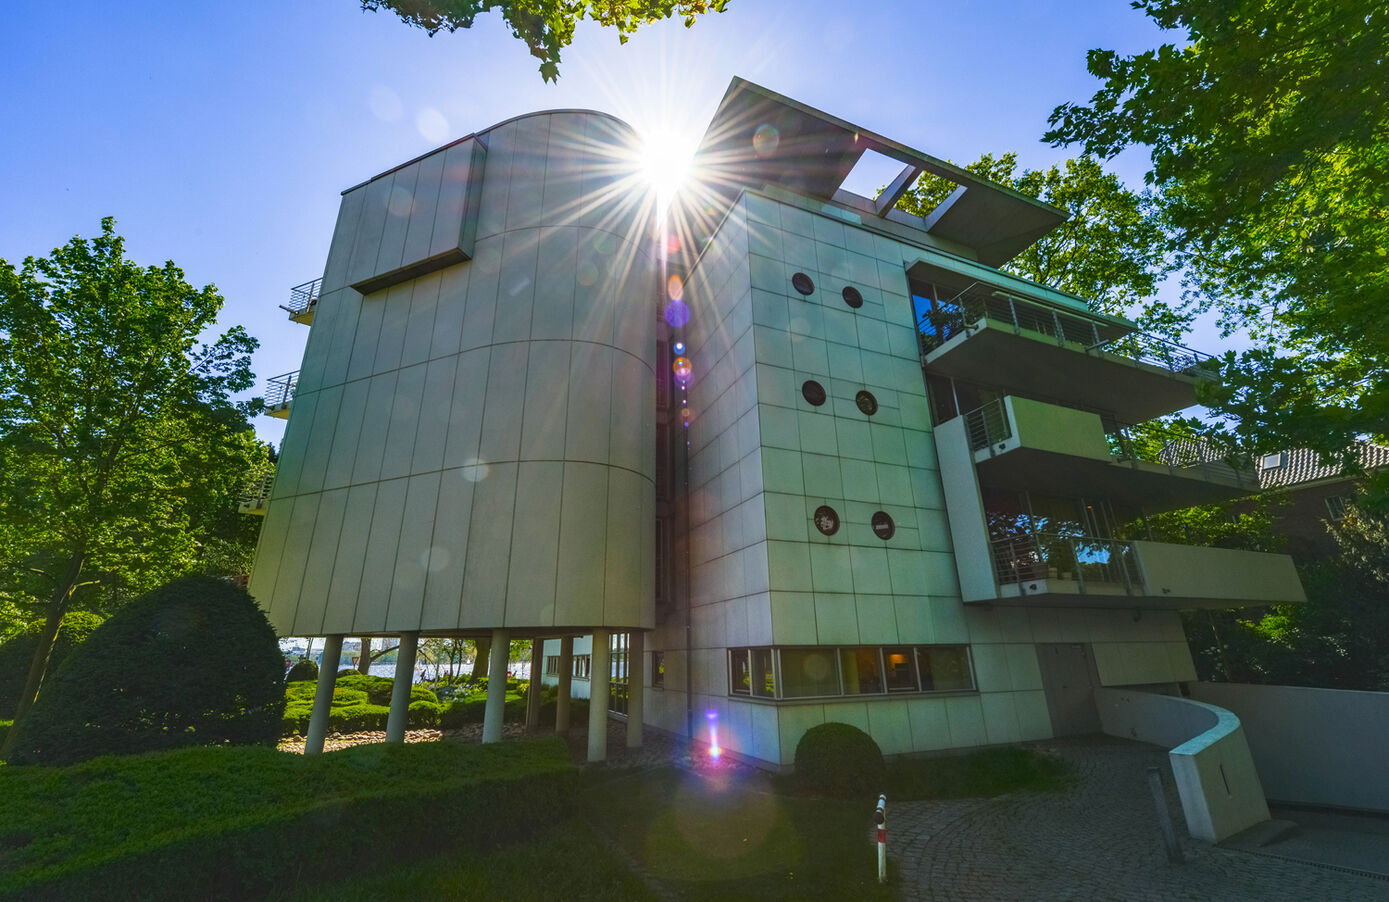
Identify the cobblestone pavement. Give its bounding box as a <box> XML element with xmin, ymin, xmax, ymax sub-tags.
<box><xmin>895</xmin><ymin>737</ymin><xmax>1389</xmax><ymax>902</ymax></box>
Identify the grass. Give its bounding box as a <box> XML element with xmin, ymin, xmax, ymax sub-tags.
<box><xmin>0</xmin><ymin>738</ymin><xmax>575</xmax><ymax>899</ymax></box>
<box><xmin>283</xmin><ymin>823</ymin><xmax>659</xmax><ymax>901</ymax></box>
<box><xmin>585</xmin><ymin>765</ymin><xmax>898</xmax><ymax>901</ymax></box>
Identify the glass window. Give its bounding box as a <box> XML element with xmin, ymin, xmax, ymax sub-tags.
<box><xmin>780</xmin><ymin>647</ymin><xmax>841</xmax><ymax>698</ymax></box>
<box><xmin>918</xmin><ymin>646</ymin><xmax>973</xmax><ymax>691</ymax></box>
<box><xmin>882</xmin><ymin>647</ymin><xmax>918</xmax><ymax>692</ymax></box>
<box><xmin>752</xmin><ymin>647</ymin><xmax>776</xmax><ymax>698</ymax></box>
<box><xmin>730</xmin><ymin>648</ymin><xmax>751</xmax><ymax>695</ymax></box>
<box><xmin>840</xmin><ymin>647</ymin><xmax>884</xmax><ymax>695</ymax></box>
<box><xmin>652</xmin><ymin>651</ymin><xmax>665</xmax><ymax>688</ymax></box>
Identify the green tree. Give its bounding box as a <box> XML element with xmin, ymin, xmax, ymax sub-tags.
<box><xmin>0</xmin><ymin>219</ymin><xmax>263</xmax><ymax>755</ymax></box>
<box><xmin>360</xmin><ymin>0</ymin><xmax>730</xmax><ymax>81</ymax></box>
<box><xmin>1045</xmin><ymin>0</ymin><xmax>1389</xmax><ymax>461</ymax></box>
<box><xmin>897</xmin><ymin>153</ymin><xmax>1184</xmax><ymax>338</ymax></box>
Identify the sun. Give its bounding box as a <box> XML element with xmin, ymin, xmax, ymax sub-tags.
<box><xmin>636</xmin><ymin>127</ymin><xmax>696</xmax><ymax>214</ymax></box>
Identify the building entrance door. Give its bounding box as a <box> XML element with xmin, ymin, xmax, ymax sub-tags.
<box><xmin>1037</xmin><ymin>643</ymin><xmax>1100</xmax><ymax>736</ymax></box>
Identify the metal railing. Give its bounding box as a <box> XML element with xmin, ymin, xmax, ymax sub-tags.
<box><xmin>265</xmin><ymin>371</ymin><xmax>298</xmax><ymax>409</ymax></box>
<box><xmin>1108</xmin><ymin>423</ymin><xmax>1256</xmax><ymax>481</ymax></box>
<box><xmin>917</xmin><ymin>285</ymin><xmax>1216</xmax><ymax>378</ymax></box>
<box><xmin>990</xmin><ymin>531</ymin><xmax>1141</xmax><ymax>594</ymax></box>
<box><xmin>964</xmin><ymin>399</ymin><xmax>1012</xmax><ymax>451</ymax></box>
<box><xmin>239</xmin><ymin>472</ymin><xmax>274</xmax><ymax>510</ymax></box>
<box><xmin>280</xmin><ymin>278</ymin><xmax>322</xmax><ymax>318</ymax></box>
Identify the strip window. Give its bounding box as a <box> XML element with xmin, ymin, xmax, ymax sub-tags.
<box><xmin>727</xmin><ymin>645</ymin><xmax>974</xmax><ymax>699</ymax></box>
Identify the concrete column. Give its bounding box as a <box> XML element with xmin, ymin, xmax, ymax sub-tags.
<box><xmin>627</xmin><ymin>630</ymin><xmax>644</xmax><ymax>749</ymax></box>
<box><xmin>588</xmin><ymin>629</ymin><xmax>611</xmax><ymax>763</ymax></box>
<box><xmin>555</xmin><ymin>636</ymin><xmax>573</xmax><ymax>734</ymax></box>
<box><xmin>526</xmin><ymin>639</ymin><xmax>543</xmax><ymax>729</ymax></box>
<box><xmin>304</xmin><ymin>634</ymin><xmax>344</xmax><ymax>755</ymax></box>
<box><xmin>482</xmin><ymin>628</ymin><xmax>510</xmax><ymax>743</ymax></box>
<box><xmin>385</xmin><ymin>631</ymin><xmax>419</xmax><ymax>743</ymax></box>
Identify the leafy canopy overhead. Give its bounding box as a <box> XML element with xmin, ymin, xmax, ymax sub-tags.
<box><xmin>1045</xmin><ymin>0</ymin><xmax>1389</xmax><ymax>459</ymax></box>
<box><xmin>897</xmin><ymin>153</ymin><xmax>1183</xmax><ymax>339</ymax></box>
<box><xmin>360</xmin><ymin>0</ymin><xmax>730</xmax><ymax>81</ymax></box>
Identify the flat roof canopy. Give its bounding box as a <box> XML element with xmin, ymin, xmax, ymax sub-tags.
<box><xmin>692</xmin><ymin>78</ymin><xmax>1068</xmax><ymax>266</ymax></box>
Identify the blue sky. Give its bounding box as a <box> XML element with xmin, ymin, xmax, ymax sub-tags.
<box><xmin>1</xmin><ymin>0</ymin><xmax>1178</xmax><ymax>447</ymax></box>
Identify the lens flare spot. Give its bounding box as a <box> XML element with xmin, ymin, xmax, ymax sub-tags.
<box><xmin>672</xmin><ymin>356</ymin><xmax>693</xmax><ymax>384</ymax></box>
<box><xmin>667</xmin><ymin>274</ymin><xmax>684</xmax><ymax>301</ymax></box>
<box><xmin>388</xmin><ymin>184</ymin><xmax>414</xmax><ymax>218</ymax></box>
<box><xmin>753</xmin><ymin>124</ymin><xmax>780</xmax><ymax>158</ymax></box>
<box><xmin>577</xmin><ymin>261</ymin><xmax>599</xmax><ymax>286</ymax></box>
<box><xmin>665</xmin><ymin>232</ymin><xmax>682</xmax><ymax>255</ymax></box>
<box><xmin>593</xmin><ymin>233</ymin><xmax>616</xmax><ymax>255</ymax></box>
<box><xmin>419</xmin><ymin>546</ymin><xmax>451</xmax><ymax>573</ymax></box>
<box><xmin>673</xmin><ymin>341</ymin><xmax>685</xmax><ymax>354</ymax></box>
<box><xmin>681</xmin><ymin>406</ymin><xmax>693</xmax><ymax>425</ymax></box>
<box><xmin>460</xmin><ymin>457</ymin><xmax>490</xmax><ymax>483</ymax></box>
<box><xmin>416</xmin><ymin>108</ymin><xmax>449</xmax><ymax>144</ymax></box>
<box><xmin>665</xmin><ymin>300</ymin><xmax>691</xmax><ymax>328</ymax></box>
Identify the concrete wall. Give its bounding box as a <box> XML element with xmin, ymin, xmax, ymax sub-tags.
<box><xmin>250</xmin><ymin>111</ymin><xmax>657</xmax><ymax>637</ymax></box>
<box><xmin>1095</xmin><ymin>687</ymin><xmax>1269</xmax><ymax>842</ymax></box>
<box><xmin>1002</xmin><ymin>396</ymin><xmax>1111</xmax><ymax>461</ymax></box>
<box><xmin>1190</xmin><ymin>682</ymin><xmax>1389</xmax><ymax>813</ymax></box>
<box><xmin>1132</xmin><ymin>541</ymin><xmax>1306</xmax><ymax>605</ymax></box>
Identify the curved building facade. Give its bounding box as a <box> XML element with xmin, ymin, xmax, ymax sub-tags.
<box><xmin>250</xmin><ymin>110</ymin><xmax>657</xmax><ymax>639</ymax></box>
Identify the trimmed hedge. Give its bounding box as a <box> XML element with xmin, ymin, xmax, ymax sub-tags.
<box><xmin>0</xmin><ymin>611</ymin><xmax>104</xmax><ymax>719</ymax></box>
<box><xmin>281</xmin><ymin>675</ymin><xmax>442</xmax><ymax>735</ymax></box>
<box><xmin>0</xmin><ymin>739</ymin><xmax>576</xmax><ymax>901</ymax></box>
<box><xmin>793</xmin><ymin>722</ymin><xmax>886</xmax><ymax>797</ymax></box>
<box><xmin>285</xmin><ymin>659</ymin><xmax>318</xmax><ymax>682</ymax></box>
<box><xmin>6</xmin><ymin>578</ymin><xmax>284</xmax><ymax>766</ymax></box>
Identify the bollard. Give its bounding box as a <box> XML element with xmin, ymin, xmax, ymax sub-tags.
<box><xmin>874</xmin><ymin>793</ymin><xmax>888</xmax><ymax>884</ymax></box>
<box><xmin>1146</xmin><ymin>766</ymin><xmax>1184</xmax><ymax>864</ymax></box>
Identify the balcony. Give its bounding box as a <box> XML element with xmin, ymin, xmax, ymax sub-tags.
<box><xmin>919</xmin><ymin>285</ymin><xmax>1216</xmax><ymax>423</ymax></box>
<box><xmin>983</xmin><ymin>530</ymin><xmax>1306</xmax><ymax>609</ymax></box>
<box><xmin>961</xmin><ymin>397</ymin><xmax>1258</xmax><ymax>512</ymax></box>
<box><xmin>279</xmin><ymin>278</ymin><xmax>322</xmax><ymax>325</ymax></box>
<box><xmin>238</xmin><ymin>473</ymin><xmax>273</xmax><ymax>515</ymax></box>
<box><xmin>264</xmin><ymin>371</ymin><xmax>298</xmax><ymax>418</ymax></box>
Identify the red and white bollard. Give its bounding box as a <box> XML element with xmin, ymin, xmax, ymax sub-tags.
<box><xmin>874</xmin><ymin>793</ymin><xmax>888</xmax><ymax>883</ymax></box>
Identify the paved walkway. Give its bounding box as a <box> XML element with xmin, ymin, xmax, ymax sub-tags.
<box><xmin>894</xmin><ymin>737</ymin><xmax>1389</xmax><ymax>901</ymax></box>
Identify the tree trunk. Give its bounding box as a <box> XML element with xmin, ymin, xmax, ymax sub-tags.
<box><xmin>1</xmin><ymin>551</ymin><xmax>85</xmax><ymax>759</ymax></box>
<box><xmin>357</xmin><ymin>637</ymin><xmax>372</xmax><ymax>674</ymax></box>
<box><xmin>471</xmin><ymin>639</ymin><xmax>490</xmax><ymax>680</ymax></box>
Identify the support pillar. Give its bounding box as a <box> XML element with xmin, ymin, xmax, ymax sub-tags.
<box><xmin>304</xmin><ymin>634</ymin><xmax>344</xmax><ymax>755</ymax></box>
<box><xmin>385</xmin><ymin>631</ymin><xmax>419</xmax><ymax>743</ymax></box>
<box><xmin>588</xmin><ymin>629</ymin><xmax>611</xmax><ymax>763</ymax></box>
<box><xmin>555</xmin><ymin>636</ymin><xmax>573</xmax><ymax>734</ymax></box>
<box><xmin>526</xmin><ymin>639</ymin><xmax>543</xmax><ymax>729</ymax></box>
<box><xmin>627</xmin><ymin>630</ymin><xmax>644</xmax><ymax>749</ymax></box>
<box><xmin>482</xmin><ymin>628</ymin><xmax>510</xmax><ymax>743</ymax></box>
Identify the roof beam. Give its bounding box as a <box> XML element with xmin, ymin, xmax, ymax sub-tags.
<box><xmin>874</xmin><ymin>163</ymin><xmax>924</xmax><ymax>217</ymax></box>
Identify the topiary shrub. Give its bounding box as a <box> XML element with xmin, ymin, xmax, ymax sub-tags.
<box><xmin>6</xmin><ymin>576</ymin><xmax>286</xmax><ymax>766</ymax></box>
<box><xmin>0</xmin><ymin>611</ymin><xmax>105</xmax><ymax>718</ymax></box>
<box><xmin>793</xmin><ymin>722</ymin><xmax>886</xmax><ymax>797</ymax></box>
<box><xmin>286</xmin><ymin>659</ymin><xmax>318</xmax><ymax>682</ymax></box>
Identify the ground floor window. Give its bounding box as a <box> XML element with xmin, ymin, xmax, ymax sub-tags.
<box><xmin>544</xmin><ymin>655</ymin><xmax>560</xmax><ymax>676</ymax></box>
<box><xmin>728</xmin><ymin>645</ymin><xmax>974</xmax><ymax>699</ymax></box>
<box><xmin>573</xmin><ymin>654</ymin><xmax>591</xmax><ymax>679</ymax></box>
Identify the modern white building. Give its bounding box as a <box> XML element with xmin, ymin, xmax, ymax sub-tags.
<box><xmin>250</xmin><ymin>78</ymin><xmax>1305</xmax><ymax>767</ymax></box>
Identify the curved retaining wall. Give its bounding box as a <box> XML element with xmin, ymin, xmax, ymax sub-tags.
<box><xmin>1094</xmin><ymin>687</ymin><xmax>1269</xmax><ymax>842</ymax></box>
<box><xmin>251</xmin><ymin>110</ymin><xmax>657</xmax><ymax>638</ymax></box>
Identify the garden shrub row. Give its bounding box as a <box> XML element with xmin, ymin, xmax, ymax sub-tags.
<box><xmin>0</xmin><ymin>739</ymin><xmax>576</xmax><ymax>901</ymax></box>
<box><xmin>281</xmin><ymin>675</ymin><xmax>443</xmax><ymax>735</ymax></box>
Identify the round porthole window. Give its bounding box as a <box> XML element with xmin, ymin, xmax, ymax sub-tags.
<box><xmin>871</xmin><ymin>511</ymin><xmax>896</xmax><ymax>541</ymax></box>
<box><xmin>801</xmin><ymin>380</ymin><xmax>827</xmax><ymax>406</ymax></box>
<box><xmin>855</xmin><ymin>390</ymin><xmax>878</xmax><ymax>416</ymax></box>
<box><xmin>842</xmin><ymin>286</ymin><xmax>863</xmax><ymax>309</ymax></box>
<box><xmin>813</xmin><ymin>505</ymin><xmax>841</xmax><ymax>536</ymax></box>
<box><xmin>791</xmin><ymin>272</ymin><xmax>815</xmax><ymax>296</ymax></box>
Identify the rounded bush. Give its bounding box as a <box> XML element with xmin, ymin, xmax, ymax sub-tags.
<box><xmin>286</xmin><ymin>659</ymin><xmax>319</xmax><ymax>683</ymax></box>
<box><xmin>793</xmin><ymin>722</ymin><xmax>886</xmax><ymax>797</ymax></box>
<box><xmin>0</xmin><ymin>610</ymin><xmax>104</xmax><ymax>718</ymax></box>
<box><xmin>6</xmin><ymin>576</ymin><xmax>286</xmax><ymax>766</ymax></box>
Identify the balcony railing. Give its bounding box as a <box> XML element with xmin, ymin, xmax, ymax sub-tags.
<box><xmin>964</xmin><ymin>398</ymin><xmax>1012</xmax><ymax>451</ymax></box>
<box><xmin>1108</xmin><ymin>423</ymin><xmax>1255</xmax><ymax>477</ymax></box>
<box><xmin>991</xmin><ymin>531</ymin><xmax>1141</xmax><ymax>592</ymax></box>
<box><xmin>238</xmin><ymin>473</ymin><xmax>273</xmax><ymax>514</ymax></box>
<box><xmin>918</xmin><ymin>285</ymin><xmax>1216</xmax><ymax>378</ymax></box>
<box><xmin>265</xmin><ymin>371</ymin><xmax>298</xmax><ymax>416</ymax></box>
<box><xmin>280</xmin><ymin>278</ymin><xmax>322</xmax><ymax>323</ymax></box>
